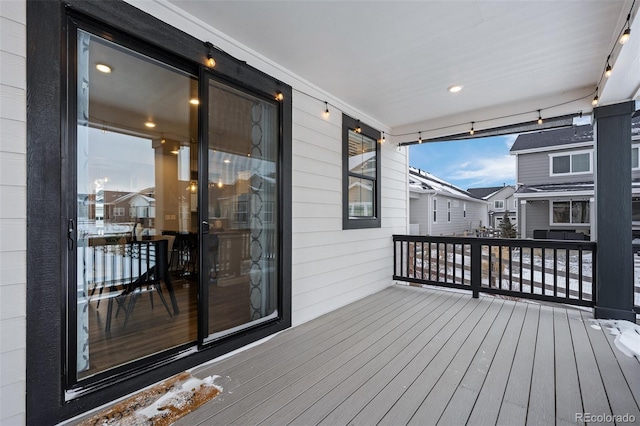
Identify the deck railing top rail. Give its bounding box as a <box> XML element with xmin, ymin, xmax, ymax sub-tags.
<box><xmin>393</xmin><ymin>234</ymin><xmax>596</xmax><ymax>308</ymax></box>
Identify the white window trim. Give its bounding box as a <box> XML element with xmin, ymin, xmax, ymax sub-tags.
<box><xmin>494</xmin><ymin>200</ymin><xmax>505</xmax><ymax>210</ymax></box>
<box><xmin>632</xmin><ymin>143</ymin><xmax>640</xmax><ymax>171</ymax></box>
<box><xmin>549</xmin><ymin>199</ymin><xmax>591</xmax><ymax>226</ymax></box>
<box><xmin>447</xmin><ymin>200</ymin><xmax>451</xmax><ymax>222</ymax></box>
<box><xmin>549</xmin><ymin>149</ymin><xmax>592</xmax><ymax>176</ymax></box>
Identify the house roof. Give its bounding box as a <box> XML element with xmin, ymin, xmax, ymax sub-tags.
<box><xmin>514</xmin><ymin>181</ymin><xmax>595</xmax><ymax>195</ymax></box>
<box><xmin>515</xmin><ymin>177</ymin><xmax>640</xmax><ymax>196</ymax></box>
<box><xmin>409</xmin><ymin>167</ymin><xmax>483</xmax><ymax>202</ymax></box>
<box><xmin>467</xmin><ymin>186</ymin><xmax>506</xmax><ymax>199</ymax></box>
<box><xmin>510</xmin><ymin>113</ymin><xmax>640</xmax><ymax>153</ymax></box>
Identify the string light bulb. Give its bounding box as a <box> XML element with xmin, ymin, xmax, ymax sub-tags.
<box><xmin>619</xmin><ymin>15</ymin><xmax>631</xmax><ymax>44</ymax></box>
<box><xmin>205</xmin><ymin>42</ymin><xmax>216</xmax><ymax>67</ymax></box>
<box><xmin>275</xmin><ymin>92</ymin><xmax>284</xmax><ymax>101</ymax></box>
<box><xmin>380</xmin><ymin>132</ymin><xmax>386</xmax><ymax>143</ymax></box>
<box><xmin>418</xmin><ymin>132</ymin><xmax>422</xmax><ymax>144</ymax></box>
<box><xmin>323</xmin><ymin>101</ymin><xmax>330</xmax><ymax>118</ymax></box>
<box><xmin>592</xmin><ymin>88</ymin><xmax>599</xmax><ymax>106</ymax></box>
<box><xmin>469</xmin><ymin>122</ymin><xmax>475</xmax><ymax>136</ymax></box>
<box><xmin>605</xmin><ymin>62</ymin><xmax>613</xmax><ymax>78</ymax></box>
<box><xmin>355</xmin><ymin>120</ymin><xmax>362</xmax><ymax>133</ymax></box>
<box><xmin>537</xmin><ymin>110</ymin><xmax>543</xmax><ymax>125</ymax></box>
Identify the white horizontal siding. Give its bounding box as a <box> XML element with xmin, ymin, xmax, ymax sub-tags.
<box><xmin>0</xmin><ymin>2</ymin><xmax>26</xmax><ymax>425</ymax></box>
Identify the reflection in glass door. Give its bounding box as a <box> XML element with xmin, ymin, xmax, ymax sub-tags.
<box><xmin>204</xmin><ymin>80</ymin><xmax>279</xmax><ymax>341</ymax></box>
<box><xmin>74</xmin><ymin>30</ymin><xmax>199</xmax><ymax>379</ymax></box>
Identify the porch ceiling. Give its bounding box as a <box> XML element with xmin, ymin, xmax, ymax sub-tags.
<box><xmin>167</xmin><ymin>0</ymin><xmax>640</xmax><ymax>138</ymax></box>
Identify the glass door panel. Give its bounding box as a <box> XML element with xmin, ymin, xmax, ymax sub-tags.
<box><xmin>74</xmin><ymin>30</ymin><xmax>198</xmax><ymax>378</ymax></box>
<box><xmin>204</xmin><ymin>80</ymin><xmax>279</xmax><ymax>341</ymax></box>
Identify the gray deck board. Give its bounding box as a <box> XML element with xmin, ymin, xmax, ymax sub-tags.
<box><xmin>465</xmin><ymin>301</ymin><xmax>528</xmax><ymax>426</ymax></box>
<box><xmin>315</xmin><ymin>293</ymin><xmax>473</xmax><ymax>426</ymax></box>
<box><xmin>527</xmin><ymin>305</ymin><xmax>556</xmax><ymax>425</ymax></box>
<box><xmin>495</xmin><ymin>303</ymin><xmax>540</xmax><ymax>426</ymax></box>
<box><xmin>348</xmin><ymin>297</ymin><xmax>493</xmax><ymax>425</ymax></box>
<box><xmin>581</xmin><ymin>311</ymin><xmax>640</xmax><ymax>420</ymax></box>
<box><xmin>174</xmin><ymin>285</ymin><xmax>640</xmax><ymax>426</ymax></box>
<box><xmin>405</xmin><ymin>299</ymin><xmax>506</xmax><ymax>426</ymax></box>
<box><xmin>553</xmin><ymin>307</ymin><xmax>583</xmax><ymax>425</ymax></box>
<box><xmin>436</xmin><ymin>299</ymin><xmax>516</xmax><ymax>426</ymax></box>
<box><xmin>234</xmin><ymin>289</ymin><xmax>448</xmax><ymax>425</ymax></box>
<box><xmin>187</xmin><ymin>286</ymin><xmax>443</xmax><ymax>425</ymax></box>
<box><xmin>566</xmin><ymin>309</ymin><xmax>611</xmax><ymax>424</ymax></box>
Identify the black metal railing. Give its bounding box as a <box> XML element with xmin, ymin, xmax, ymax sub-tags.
<box><xmin>393</xmin><ymin>235</ymin><xmax>597</xmax><ymax>307</ymax></box>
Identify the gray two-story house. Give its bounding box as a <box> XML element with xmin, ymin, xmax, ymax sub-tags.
<box><xmin>467</xmin><ymin>185</ymin><xmax>517</xmax><ymax>231</ymax></box>
<box><xmin>510</xmin><ymin>113</ymin><xmax>640</xmax><ymax>240</ymax></box>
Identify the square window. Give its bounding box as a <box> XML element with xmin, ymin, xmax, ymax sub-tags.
<box><xmin>552</xmin><ymin>156</ymin><xmax>570</xmax><ymax>174</ymax></box>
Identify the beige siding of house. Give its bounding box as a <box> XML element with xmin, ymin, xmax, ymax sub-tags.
<box><xmin>0</xmin><ymin>1</ymin><xmax>26</xmax><ymax>424</ymax></box>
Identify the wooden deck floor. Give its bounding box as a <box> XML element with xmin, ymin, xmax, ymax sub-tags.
<box><xmin>179</xmin><ymin>285</ymin><xmax>640</xmax><ymax>426</ymax></box>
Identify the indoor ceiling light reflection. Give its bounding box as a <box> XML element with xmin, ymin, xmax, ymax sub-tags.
<box><xmin>189</xmin><ymin>98</ymin><xmax>200</xmax><ymax>105</ymax></box>
<box><xmin>448</xmin><ymin>85</ymin><xmax>463</xmax><ymax>93</ymax></box>
<box><xmin>96</xmin><ymin>63</ymin><xmax>112</xmax><ymax>73</ymax></box>
<box><xmin>145</xmin><ymin>121</ymin><xmax>156</xmax><ymax>128</ymax></box>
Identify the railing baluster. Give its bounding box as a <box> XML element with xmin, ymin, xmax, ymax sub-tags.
<box><xmin>553</xmin><ymin>248</ymin><xmax>558</xmax><ymax>297</ymax></box>
<box><xmin>519</xmin><ymin>245</ymin><xmax>523</xmax><ymax>293</ymax></box>
<box><xmin>421</xmin><ymin>242</ymin><xmax>424</xmax><ymax>281</ymax></box>
<box><xmin>509</xmin><ymin>246</ymin><xmax>513</xmax><ymax>291</ymax></box>
<box><xmin>578</xmin><ymin>247</ymin><xmax>583</xmax><ymax>301</ymax></box>
<box><xmin>565</xmin><ymin>248</ymin><xmax>570</xmax><ymax>299</ymax></box>
<box><xmin>542</xmin><ymin>247</ymin><xmax>547</xmax><ymax>295</ymax></box>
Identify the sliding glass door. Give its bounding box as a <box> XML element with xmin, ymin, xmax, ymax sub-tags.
<box><xmin>202</xmin><ymin>78</ymin><xmax>280</xmax><ymax>342</ymax></box>
<box><xmin>73</xmin><ymin>29</ymin><xmax>200</xmax><ymax>379</ymax></box>
<box><xmin>69</xmin><ymin>24</ymin><xmax>282</xmax><ymax>384</ymax></box>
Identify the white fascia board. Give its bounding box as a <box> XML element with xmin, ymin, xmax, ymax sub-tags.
<box><xmin>510</xmin><ymin>141</ymin><xmax>593</xmax><ymax>155</ymax></box>
<box><xmin>513</xmin><ymin>190</ymin><xmax>594</xmax><ymax>199</ymax></box>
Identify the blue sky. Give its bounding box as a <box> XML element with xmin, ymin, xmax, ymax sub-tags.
<box><xmin>409</xmin><ymin>134</ymin><xmax>518</xmax><ymax>190</ymax></box>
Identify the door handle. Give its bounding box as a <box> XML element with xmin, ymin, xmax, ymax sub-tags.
<box><xmin>202</xmin><ymin>220</ymin><xmax>210</xmax><ymax>234</ymax></box>
<box><xmin>68</xmin><ymin>219</ymin><xmax>75</xmax><ymax>250</ymax></box>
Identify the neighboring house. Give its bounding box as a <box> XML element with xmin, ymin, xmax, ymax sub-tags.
<box><xmin>409</xmin><ymin>167</ymin><xmax>487</xmax><ymax>236</ymax></box>
<box><xmin>510</xmin><ymin>113</ymin><xmax>640</xmax><ymax>239</ymax></box>
<box><xmin>467</xmin><ymin>185</ymin><xmax>517</xmax><ymax>230</ymax></box>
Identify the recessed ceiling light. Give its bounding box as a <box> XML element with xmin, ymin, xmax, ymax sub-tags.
<box><xmin>448</xmin><ymin>85</ymin><xmax>463</xmax><ymax>93</ymax></box>
<box><xmin>189</xmin><ymin>98</ymin><xmax>200</xmax><ymax>105</ymax></box>
<box><xmin>170</xmin><ymin>148</ymin><xmax>180</xmax><ymax>155</ymax></box>
<box><xmin>223</xmin><ymin>159</ymin><xmax>231</xmax><ymax>164</ymax></box>
<box><xmin>96</xmin><ymin>63</ymin><xmax>112</xmax><ymax>73</ymax></box>
<box><xmin>145</xmin><ymin>121</ymin><xmax>156</xmax><ymax>128</ymax></box>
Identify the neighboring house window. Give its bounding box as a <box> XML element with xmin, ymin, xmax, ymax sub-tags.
<box><xmin>129</xmin><ymin>208</ymin><xmax>136</xmax><ymax>218</ymax></box>
<box><xmin>463</xmin><ymin>202</ymin><xmax>466</xmax><ymax>218</ymax></box>
<box><xmin>263</xmin><ymin>201</ymin><xmax>274</xmax><ymax>223</ymax></box>
<box><xmin>551</xmin><ymin>200</ymin><xmax>590</xmax><ymax>225</ymax></box>
<box><xmin>235</xmin><ymin>201</ymin><xmax>248</xmax><ymax>223</ymax></box>
<box><xmin>342</xmin><ymin>114</ymin><xmax>381</xmax><ymax>229</ymax></box>
<box><xmin>514</xmin><ymin>199</ymin><xmax>517</xmax><ymax>210</ymax></box>
<box><xmin>447</xmin><ymin>201</ymin><xmax>451</xmax><ymax>222</ymax></box>
<box><xmin>632</xmin><ymin>145</ymin><xmax>640</xmax><ymax>170</ymax></box>
<box><xmin>433</xmin><ymin>199</ymin><xmax>437</xmax><ymax>223</ymax></box>
<box><xmin>494</xmin><ymin>200</ymin><xmax>504</xmax><ymax>210</ymax></box>
<box><xmin>549</xmin><ymin>151</ymin><xmax>592</xmax><ymax>175</ymax></box>
<box><xmin>114</xmin><ymin>207</ymin><xmax>124</xmax><ymax>217</ymax></box>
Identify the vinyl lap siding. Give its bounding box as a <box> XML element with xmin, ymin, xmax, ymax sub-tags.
<box><xmin>517</xmin><ymin>148</ymin><xmax>594</xmax><ymax>185</ymax></box>
<box><xmin>292</xmin><ymin>94</ymin><xmax>406</xmax><ymax>325</ymax></box>
<box><xmin>0</xmin><ymin>1</ymin><xmax>27</xmax><ymax>424</ymax></box>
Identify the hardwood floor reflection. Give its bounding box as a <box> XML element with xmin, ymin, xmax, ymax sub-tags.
<box><xmin>82</xmin><ymin>277</ymin><xmax>251</xmax><ymax>379</ymax></box>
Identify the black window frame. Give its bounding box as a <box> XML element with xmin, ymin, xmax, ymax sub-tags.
<box><xmin>26</xmin><ymin>0</ymin><xmax>292</xmax><ymax>423</ymax></box>
<box><xmin>342</xmin><ymin>114</ymin><xmax>382</xmax><ymax>229</ymax></box>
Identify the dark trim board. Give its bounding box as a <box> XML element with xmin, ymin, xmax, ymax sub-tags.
<box><xmin>26</xmin><ymin>0</ymin><xmax>292</xmax><ymax>423</ymax></box>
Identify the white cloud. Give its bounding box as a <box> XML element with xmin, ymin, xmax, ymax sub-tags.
<box><xmin>450</xmin><ymin>154</ymin><xmax>515</xmax><ymax>186</ymax></box>
<box><xmin>503</xmin><ymin>134</ymin><xmax>518</xmax><ymax>149</ymax></box>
